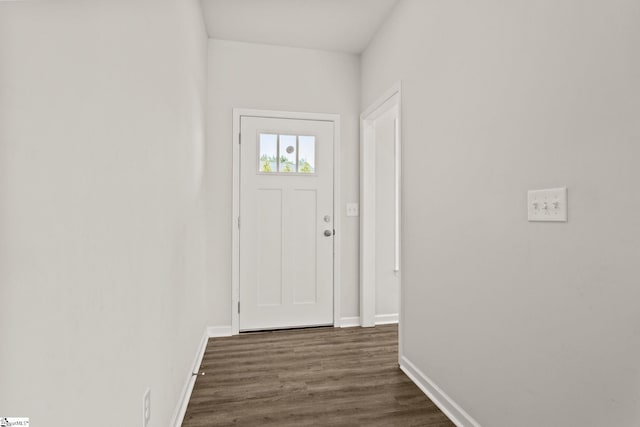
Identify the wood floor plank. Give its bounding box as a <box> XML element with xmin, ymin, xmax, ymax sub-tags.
<box><xmin>182</xmin><ymin>324</ymin><xmax>454</xmax><ymax>426</ymax></box>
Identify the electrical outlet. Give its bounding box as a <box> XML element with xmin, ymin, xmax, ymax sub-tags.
<box><xmin>143</xmin><ymin>388</ymin><xmax>151</xmax><ymax>427</ymax></box>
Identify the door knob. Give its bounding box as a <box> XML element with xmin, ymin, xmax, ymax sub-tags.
<box><xmin>324</xmin><ymin>230</ymin><xmax>333</xmax><ymax>237</ymax></box>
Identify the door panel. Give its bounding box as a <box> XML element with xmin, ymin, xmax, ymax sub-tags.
<box><xmin>256</xmin><ymin>188</ymin><xmax>282</xmax><ymax>306</ymax></box>
<box><xmin>290</xmin><ymin>189</ymin><xmax>318</xmax><ymax>304</ymax></box>
<box><xmin>374</xmin><ymin>110</ymin><xmax>400</xmax><ymax>317</ymax></box>
<box><xmin>240</xmin><ymin>116</ymin><xmax>334</xmax><ymax>331</ymax></box>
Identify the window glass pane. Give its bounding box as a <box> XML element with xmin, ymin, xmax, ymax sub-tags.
<box><xmin>279</xmin><ymin>135</ymin><xmax>297</xmax><ymax>173</ymax></box>
<box><xmin>298</xmin><ymin>135</ymin><xmax>315</xmax><ymax>173</ymax></box>
<box><xmin>259</xmin><ymin>134</ymin><xmax>277</xmax><ymax>172</ymax></box>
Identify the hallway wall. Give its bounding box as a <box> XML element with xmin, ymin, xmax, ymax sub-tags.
<box><xmin>206</xmin><ymin>39</ymin><xmax>361</xmax><ymax>326</ymax></box>
<box><xmin>0</xmin><ymin>0</ymin><xmax>209</xmax><ymax>425</ymax></box>
<box><xmin>361</xmin><ymin>0</ymin><xmax>640</xmax><ymax>426</ymax></box>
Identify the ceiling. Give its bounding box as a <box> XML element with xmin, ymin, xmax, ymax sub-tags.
<box><xmin>200</xmin><ymin>0</ymin><xmax>399</xmax><ymax>54</ymax></box>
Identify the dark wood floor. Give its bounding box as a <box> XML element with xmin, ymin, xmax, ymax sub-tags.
<box><xmin>182</xmin><ymin>324</ymin><xmax>454</xmax><ymax>427</ymax></box>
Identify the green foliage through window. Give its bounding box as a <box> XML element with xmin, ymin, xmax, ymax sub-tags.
<box><xmin>300</xmin><ymin>160</ymin><xmax>312</xmax><ymax>173</ymax></box>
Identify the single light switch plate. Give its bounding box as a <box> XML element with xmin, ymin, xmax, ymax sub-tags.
<box><xmin>528</xmin><ymin>187</ymin><xmax>567</xmax><ymax>222</ymax></box>
<box><xmin>346</xmin><ymin>203</ymin><xmax>359</xmax><ymax>217</ymax></box>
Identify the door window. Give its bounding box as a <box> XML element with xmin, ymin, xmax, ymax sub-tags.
<box><xmin>258</xmin><ymin>133</ymin><xmax>316</xmax><ymax>174</ymax></box>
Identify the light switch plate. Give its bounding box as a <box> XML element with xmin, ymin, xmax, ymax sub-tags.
<box><xmin>528</xmin><ymin>187</ymin><xmax>567</xmax><ymax>222</ymax></box>
<box><xmin>346</xmin><ymin>203</ymin><xmax>359</xmax><ymax>217</ymax></box>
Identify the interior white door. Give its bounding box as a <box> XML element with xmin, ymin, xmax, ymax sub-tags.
<box><xmin>374</xmin><ymin>108</ymin><xmax>400</xmax><ymax>319</ymax></box>
<box><xmin>361</xmin><ymin>86</ymin><xmax>401</xmax><ymax>327</ymax></box>
<box><xmin>239</xmin><ymin>116</ymin><xmax>334</xmax><ymax>331</ymax></box>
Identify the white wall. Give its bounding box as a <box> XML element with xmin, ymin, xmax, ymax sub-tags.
<box><xmin>362</xmin><ymin>1</ymin><xmax>640</xmax><ymax>426</ymax></box>
<box><xmin>206</xmin><ymin>39</ymin><xmax>361</xmax><ymax>326</ymax></box>
<box><xmin>0</xmin><ymin>1</ymin><xmax>208</xmax><ymax>425</ymax></box>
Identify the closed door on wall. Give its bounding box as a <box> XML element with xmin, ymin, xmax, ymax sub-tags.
<box><xmin>239</xmin><ymin>116</ymin><xmax>334</xmax><ymax>331</ymax></box>
<box><xmin>360</xmin><ymin>87</ymin><xmax>401</xmax><ymax>328</ymax></box>
<box><xmin>374</xmin><ymin>107</ymin><xmax>400</xmax><ymax>321</ymax></box>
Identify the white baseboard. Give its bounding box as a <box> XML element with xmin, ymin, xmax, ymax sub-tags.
<box><xmin>207</xmin><ymin>325</ymin><xmax>232</xmax><ymax>337</ymax></box>
<box><xmin>400</xmin><ymin>356</ymin><xmax>481</xmax><ymax>427</ymax></box>
<box><xmin>340</xmin><ymin>315</ymin><xmax>398</xmax><ymax>327</ymax></box>
<box><xmin>375</xmin><ymin>313</ymin><xmax>398</xmax><ymax>325</ymax></box>
<box><xmin>172</xmin><ymin>329</ymin><xmax>209</xmax><ymax>427</ymax></box>
<box><xmin>339</xmin><ymin>316</ymin><xmax>361</xmax><ymax>327</ymax></box>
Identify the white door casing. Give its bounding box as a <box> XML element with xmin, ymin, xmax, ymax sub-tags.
<box><xmin>233</xmin><ymin>110</ymin><xmax>341</xmax><ymax>332</ymax></box>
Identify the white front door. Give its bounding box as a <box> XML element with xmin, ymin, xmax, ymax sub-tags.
<box><xmin>239</xmin><ymin>116</ymin><xmax>334</xmax><ymax>331</ymax></box>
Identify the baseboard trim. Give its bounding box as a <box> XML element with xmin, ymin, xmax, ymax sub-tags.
<box><xmin>375</xmin><ymin>313</ymin><xmax>398</xmax><ymax>325</ymax></box>
<box><xmin>172</xmin><ymin>329</ymin><xmax>209</xmax><ymax>427</ymax></box>
<box><xmin>339</xmin><ymin>316</ymin><xmax>361</xmax><ymax>327</ymax></box>
<box><xmin>400</xmin><ymin>356</ymin><xmax>481</xmax><ymax>427</ymax></box>
<box><xmin>207</xmin><ymin>325</ymin><xmax>232</xmax><ymax>337</ymax></box>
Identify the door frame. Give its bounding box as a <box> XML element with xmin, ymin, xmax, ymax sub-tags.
<box><xmin>232</xmin><ymin>108</ymin><xmax>342</xmax><ymax>335</ymax></box>
<box><xmin>360</xmin><ymin>82</ymin><xmax>403</xmax><ymax>334</ymax></box>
